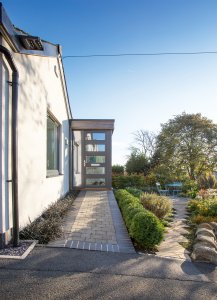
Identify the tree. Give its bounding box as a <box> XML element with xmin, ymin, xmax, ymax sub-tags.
<box><xmin>112</xmin><ymin>164</ymin><xmax>124</xmax><ymax>175</ymax></box>
<box><xmin>154</xmin><ymin>113</ymin><xmax>217</xmax><ymax>181</ymax></box>
<box><xmin>130</xmin><ymin>130</ymin><xmax>156</xmax><ymax>159</ymax></box>
<box><xmin>125</xmin><ymin>151</ymin><xmax>150</xmax><ymax>175</ymax></box>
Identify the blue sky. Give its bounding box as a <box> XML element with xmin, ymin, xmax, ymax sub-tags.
<box><xmin>2</xmin><ymin>0</ymin><xmax>217</xmax><ymax>164</ymax></box>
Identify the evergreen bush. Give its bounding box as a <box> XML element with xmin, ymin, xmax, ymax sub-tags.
<box><xmin>124</xmin><ymin>203</ymin><xmax>144</xmax><ymax>227</ymax></box>
<box><xmin>126</xmin><ymin>187</ymin><xmax>144</xmax><ymax>198</ymax></box>
<box><xmin>114</xmin><ymin>189</ymin><xmax>164</xmax><ymax>249</ymax></box>
<box><xmin>130</xmin><ymin>211</ymin><xmax>164</xmax><ymax>248</ymax></box>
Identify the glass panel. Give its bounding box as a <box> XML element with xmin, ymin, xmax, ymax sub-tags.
<box><xmin>85</xmin><ymin>132</ymin><xmax>105</xmax><ymax>141</ymax></box>
<box><xmin>86</xmin><ymin>156</ymin><xmax>105</xmax><ymax>163</ymax></box>
<box><xmin>86</xmin><ymin>167</ymin><xmax>105</xmax><ymax>174</ymax></box>
<box><xmin>85</xmin><ymin>144</ymin><xmax>105</xmax><ymax>152</ymax></box>
<box><xmin>86</xmin><ymin>178</ymin><xmax>106</xmax><ymax>186</ymax></box>
<box><xmin>47</xmin><ymin>117</ymin><xmax>58</xmax><ymax>171</ymax></box>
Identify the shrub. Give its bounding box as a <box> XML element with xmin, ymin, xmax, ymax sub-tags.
<box><xmin>207</xmin><ymin>189</ymin><xmax>217</xmax><ymax>198</ymax></box>
<box><xmin>190</xmin><ymin>215</ymin><xmax>217</xmax><ymax>224</ymax></box>
<box><xmin>140</xmin><ymin>193</ymin><xmax>172</xmax><ymax>219</ymax></box>
<box><xmin>114</xmin><ymin>189</ymin><xmax>164</xmax><ymax>249</ymax></box>
<box><xmin>197</xmin><ymin>188</ymin><xmax>217</xmax><ymax>199</ymax></box>
<box><xmin>144</xmin><ymin>171</ymin><xmax>158</xmax><ymax>187</ymax></box>
<box><xmin>188</xmin><ymin>198</ymin><xmax>217</xmax><ymax>217</ymax></box>
<box><xmin>126</xmin><ymin>187</ymin><xmax>144</xmax><ymax>198</ymax></box>
<box><xmin>115</xmin><ymin>190</ymin><xmax>141</xmax><ymax>219</ymax></box>
<box><xmin>187</xmin><ymin>199</ymin><xmax>201</xmax><ymax>213</ymax></box>
<box><xmin>186</xmin><ymin>188</ymin><xmax>198</xmax><ymax>199</ymax></box>
<box><xmin>197</xmin><ymin>173</ymin><xmax>217</xmax><ymax>189</ymax></box>
<box><xmin>115</xmin><ymin>189</ymin><xmax>140</xmax><ymax>208</ymax></box>
<box><xmin>19</xmin><ymin>191</ymin><xmax>78</xmax><ymax>244</ymax></box>
<box><xmin>112</xmin><ymin>174</ymin><xmax>145</xmax><ymax>189</ymax></box>
<box><xmin>124</xmin><ymin>202</ymin><xmax>144</xmax><ymax>228</ymax></box>
<box><xmin>112</xmin><ymin>164</ymin><xmax>124</xmax><ymax>175</ymax></box>
<box><xmin>182</xmin><ymin>180</ymin><xmax>198</xmax><ymax>198</ymax></box>
<box><xmin>19</xmin><ymin>217</ymin><xmax>61</xmax><ymax>244</ymax></box>
<box><xmin>129</xmin><ymin>211</ymin><xmax>164</xmax><ymax>248</ymax></box>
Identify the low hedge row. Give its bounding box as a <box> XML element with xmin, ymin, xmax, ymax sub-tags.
<box><xmin>115</xmin><ymin>189</ymin><xmax>164</xmax><ymax>249</ymax></box>
<box><xmin>125</xmin><ymin>187</ymin><xmax>144</xmax><ymax>198</ymax></box>
<box><xmin>112</xmin><ymin>174</ymin><xmax>145</xmax><ymax>189</ymax></box>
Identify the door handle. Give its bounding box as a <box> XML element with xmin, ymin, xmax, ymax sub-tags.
<box><xmin>83</xmin><ymin>160</ymin><xmax>86</xmax><ymax>167</ymax></box>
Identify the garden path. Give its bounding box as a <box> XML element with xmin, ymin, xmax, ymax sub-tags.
<box><xmin>157</xmin><ymin>197</ymin><xmax>191</xmax><ymax>260</ymax></box>
<box><xmin>48</xmin><ymin>190</ymin><xmax>135</xmax><ymax>253</ymax></box>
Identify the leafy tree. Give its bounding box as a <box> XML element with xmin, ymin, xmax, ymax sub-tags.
<box><xmin>112</xmin><ymin>164</ymin><xmax>124</xmax><ymax>175</ymax></box>
<box><xmin>154</xmin><ymin>113</ymin><xmax>217</xmax><ymax>181</ymax></box>
<box><xmin>125</xmin><ymin>151</ymin><xmax>150</xmax><ymax>175</ymax></box>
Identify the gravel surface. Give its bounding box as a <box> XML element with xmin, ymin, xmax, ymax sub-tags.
<box><xmin>0</xmin><ymin>241</ymin><xmax>32</xmax><ymax>256</ymax></box>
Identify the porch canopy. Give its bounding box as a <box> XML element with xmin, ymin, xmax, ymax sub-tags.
<box><xmin>71</xmin><ymin>119</ymin><xmax>115</xmax><ymax>131</ymax></box>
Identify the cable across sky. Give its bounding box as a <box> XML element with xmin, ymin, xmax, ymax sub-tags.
<box><xmin>62</xmin><ymin>51</ymin><xmax>217</xmax><ymax>59</ymax></box>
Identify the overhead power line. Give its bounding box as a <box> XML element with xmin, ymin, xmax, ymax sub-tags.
<box><xmin>62</xmin><ymin>51</ymin><xmax>217</xmax><ymax>59</ymax></box>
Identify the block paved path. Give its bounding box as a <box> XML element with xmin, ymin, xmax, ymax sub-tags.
<box><xmin>48</xmin><ymin>190</ymin><xmax>135</xmax><ymax>253</ymax></box>
<box><xmin>157</xmin><ymin>197</ymin><xmax>191</xmax><ymax>260</ymax></box>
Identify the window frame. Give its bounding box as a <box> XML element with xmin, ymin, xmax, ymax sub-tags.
<box><xmin>46</xmin><ymin>112</ymin><xmax>60</xmax><ymax>177</ymax></box>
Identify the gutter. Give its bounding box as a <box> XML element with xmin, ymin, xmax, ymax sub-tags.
<box><xmin>0</xmin><ymin>45</ymin><xmax>19</xmax><ymax>247</ymax></box>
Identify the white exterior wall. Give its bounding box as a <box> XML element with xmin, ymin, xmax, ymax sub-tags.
<box><xmin>1</xmin><ymin>39</ymin><xmax>71</xmax><ymax>229</ymax></box>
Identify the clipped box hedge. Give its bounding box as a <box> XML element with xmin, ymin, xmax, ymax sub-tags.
<box><xmin>114</xmin><ymin>189</ymin><xmax>164</xmax><ymax>249</ymax></box>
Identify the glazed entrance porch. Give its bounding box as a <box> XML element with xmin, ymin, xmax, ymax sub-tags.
<box><xmin>71</xmin><ymin>119</ymin><xmax>114</xmax><ymax>190</ymax></box>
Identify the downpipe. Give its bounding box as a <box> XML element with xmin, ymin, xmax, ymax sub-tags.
<box><xmin>0</xmin><ymin>45</ymin><xmax>19</xmax><ymax>247</ymax></box>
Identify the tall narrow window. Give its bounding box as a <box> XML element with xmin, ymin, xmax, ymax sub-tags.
<box><xmin>47</xmin><ymin>114</ymin><xmax>59</xmax><ymax>176</ymax></box>
<box><xmin>74</xmin><ymin>141</ymin><xmax>79</xmax><ymax>174</ymax></box>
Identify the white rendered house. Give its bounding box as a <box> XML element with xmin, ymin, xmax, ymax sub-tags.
<box><xmin>0</xmin><ymin>3</ymin><xmax>114</xmax><ymax>248</ymax></box>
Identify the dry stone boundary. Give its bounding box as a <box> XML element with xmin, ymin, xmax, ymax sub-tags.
<box><xmin>191</xmin><ymin>222</ymin><xmax>217</xmax><ymax>265</ymax></box>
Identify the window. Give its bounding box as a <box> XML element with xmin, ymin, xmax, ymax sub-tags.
<box><xmin>85</xmin><ymin>132</ymin><xmax>105</xmax><ymax>141</ymax></box>
<box><xmin>85</xmin><ymin>144</ymin><xmax>105</xmax><ymax>152</ymax></box>
<box><xmin>86</xmin><ymin>178</ymin><xmax>105</xmax><ymax>186</ymax></box>
<box><xmin>47</xmin><ymin>114</ymin><xmax>60</xmax><ymax>176</ymax></box>
<box><xmin>74</xmin><ymin>141</ymin><xmax>79</xmax><ymax>174</ymax></box>
<box><xmin>86</xmin><ymin>156</ymin><xmax>105</xmax><ymax>164</ymax></box>
<box><xmin>86</xmin><ymin>167</ymin><xmax>105</xmax><ymax>174</ymax></box>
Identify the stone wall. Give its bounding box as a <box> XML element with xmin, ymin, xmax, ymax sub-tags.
<box><xmin>191</xmin><ymin>222</ymin><xmax>217</xmax><ymax>265</ymax></box>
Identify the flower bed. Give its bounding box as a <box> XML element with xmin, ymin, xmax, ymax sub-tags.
<box><xmin>188</xmin><ymin>191</ymin><xmax>217</xmax><ymax>224</ymax></box>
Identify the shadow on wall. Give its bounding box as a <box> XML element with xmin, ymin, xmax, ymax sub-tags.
<box><xmin>18</xmin><ymin>54</ymin><xmax>48</xmax><ymax>127</ymax></box>
<box><xmin>16</xmin><ymin>54</ymin><xmax>69</xmax><ymax>227</ymax></box>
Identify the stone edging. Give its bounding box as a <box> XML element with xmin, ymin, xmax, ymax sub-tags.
<box><xmin>191</xmin><ymin>222</ymin><xmax>217</xmax><ymax>265</ymax></box>
<box><xmin>0</xmin><ymin>240</ymin><xmax>38</xmax><ymax>260</ymax></box>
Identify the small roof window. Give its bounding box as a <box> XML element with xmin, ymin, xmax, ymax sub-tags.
<box><xmin>19</xmin><ymin>35</ymin><xmax>44</xmax><ymax>51</ymax></box>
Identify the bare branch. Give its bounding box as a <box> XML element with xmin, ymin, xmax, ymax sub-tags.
<box><xmin>131</xmin><ymin>130</ymin><xmax>156</xmax><ymax>158</ymax></box>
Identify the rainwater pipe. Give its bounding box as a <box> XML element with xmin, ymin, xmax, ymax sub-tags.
<box><xmin>0</xmin><ymin>45</ymin><xmax>19</xmax><ymax>247</ymax></box>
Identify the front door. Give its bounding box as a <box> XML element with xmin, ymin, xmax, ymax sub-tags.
<box><xmin>83</xmin><ymin>131</ymin><xmax>110</xmax><ymax>188</ymax></box>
